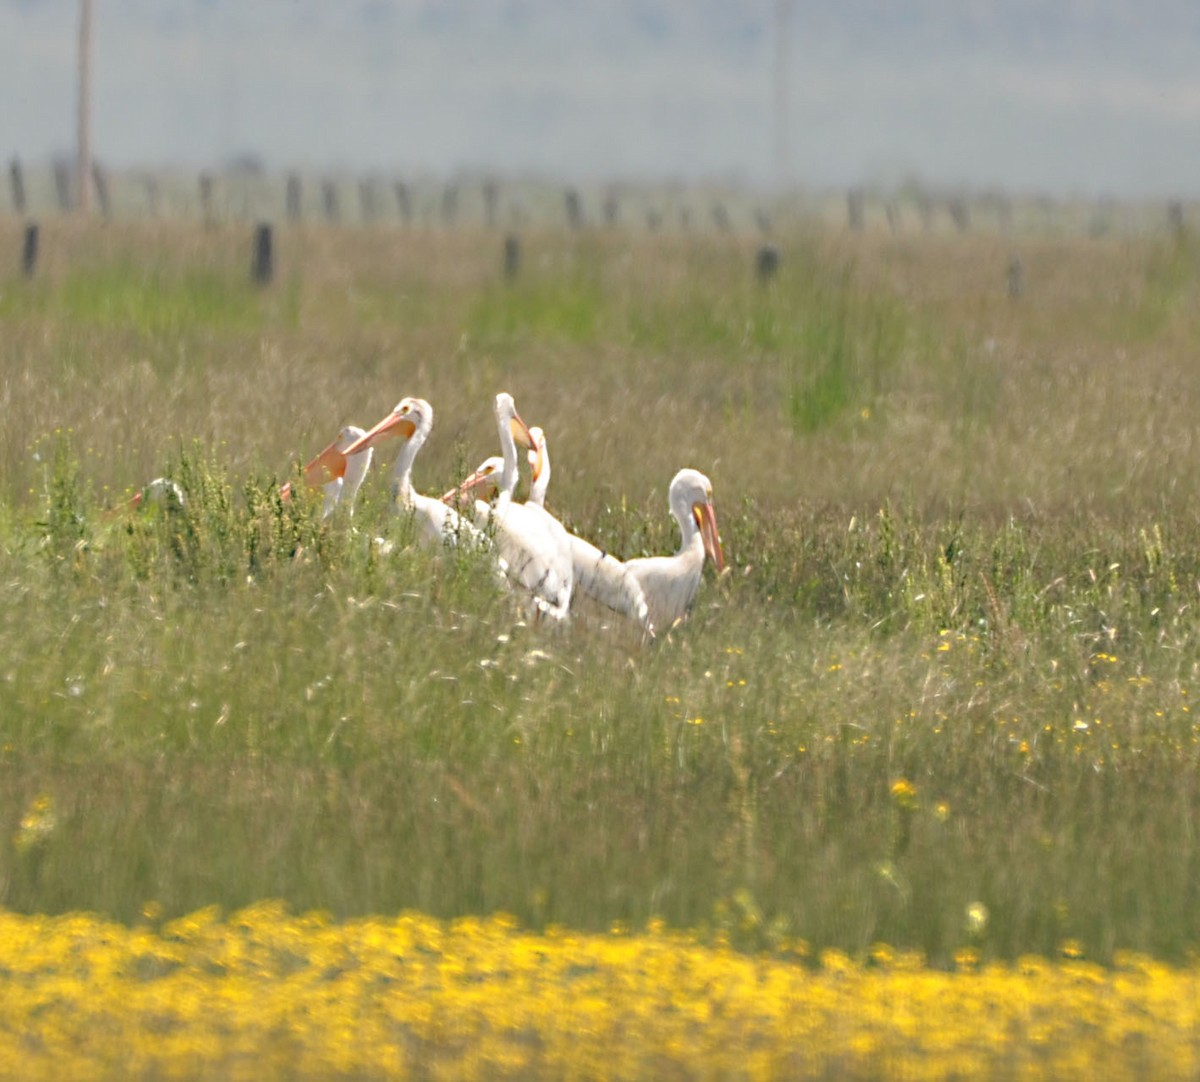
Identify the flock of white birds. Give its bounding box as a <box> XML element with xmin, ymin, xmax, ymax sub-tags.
<box><xmin>142</xmin><ymin>392</ymin><xmax>724</xmax><ymax>637</ymax></box>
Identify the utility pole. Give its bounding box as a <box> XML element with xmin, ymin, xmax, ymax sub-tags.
<box><xmin>773</xmin><ymin>0</ymin><xmax>793</xmax><ymax>188</ymax></box>
<box><xmin>77</xmin><ymin>0</ymin><xmax>93</xmax><ymax>213</ymax></box>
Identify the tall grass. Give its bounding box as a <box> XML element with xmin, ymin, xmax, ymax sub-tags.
<box><xmin>3</xmin><ymin>220</ymin><xmax>1200</xmax><ymax>966</ymax></box>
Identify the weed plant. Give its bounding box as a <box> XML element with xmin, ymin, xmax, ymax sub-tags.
<box><xmin>3</xmin><ymin>221</ymin><xmax>1200</xmax><ymax>967</ymax></box>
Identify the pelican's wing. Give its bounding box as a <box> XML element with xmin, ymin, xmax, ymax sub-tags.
<box><xmin>568</xmin><ymin>534</ymin><xmax>652</xmax><ymax>632</ymax></box>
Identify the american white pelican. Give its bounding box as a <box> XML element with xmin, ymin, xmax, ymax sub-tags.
<box><xmin>341</xmin><ymin>397</ymin><xmax>486</xmax><ymax>548</ymax></box>
<box><xmin>520</xmin><ymin>425</ymin><xmax>652</xmax><ymax>633</ymax></box>
<box><xmin>464</xmin><ymin>393</ymin><xmax>574</xmax><ymax>621</ymax></box>
<box><xmin>441</xmin><ymin>456</ymin><xmax>504</xmax><ymax>528</ymax></box>
<box><xmin>281</xmin><ymin>425</ymin><xmax>374</xmax><ymax>518</ymax></box>
<box><xmin>130</xmin><ymin>477</ymin><xmax>186</xmax><ymax>511</ymax></box>
<box><xmin>625</xmin><ymin>469</ymin><xmax>724</xmax><ymax>631</ymax></box>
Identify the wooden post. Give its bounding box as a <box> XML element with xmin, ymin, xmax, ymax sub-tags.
<box><xmin>483</xmin><ymin>179</ymin><xmax>499</xmax><ymax>228</ymax></box>
<box><xmin>251</xmin><ymin>222</ymin><xmax>274</xmax><ymax>284</ymax></box>
<box><xmin>285</xmin><ymin>174</ymin><xmax>302</xmax><ymax>222</ymax></box>
<box><xmin>712</xmin><ymin>203</ymin><xmax>731</xmax><ymax>231</ymax></box>
<box><xmin>198</xmin><ymin>172</ymin><xmax>213</xmax><ymax>225</ymax></box>
<box><xmin>359</xmin><ymin>178</ymin><xmax>377</xmax><ymax>223</ymax></box>
<box><xmin>394</xmin><ymin>181</ymin><xmax>411</xmax><ymax>225</ymax></box>
<box><xmin>77</xmin><ymin>0</ymin><xmax>93</xmax><ymax>213</ymax></box>
<box><xmin>948</xmin><ymin>198</ymin><xmax>970</xmax><ymax>232</ymax></box>
<box><xmin>10</xmin><ymin>159</ymin><xmax>26</xmax><ymax>215</ymax></box>
<box><xmin>91</xmin><ymin>162</ymin><xmax>111</xmax><ymax>218</ymax></box>
<box><xmin>145</xmin><ymin>175</ymin><xmax>161</xmax><ymax>218</ymax></box>
<box><xmin>22</xmin><ymin>223</ymin><xmax>39</xmax><ymax>278</ymax></box>
<box><xmin>54</xmin><ymin>162</ymin><xmax>72</xmax><ymax>212</ymax></box>
<box><xmin>322</xmin><ymin>180</ymin><xmax>339</xmax><ymax>223</ymax></box>
<box><xmin>504</xmin><ymin>234</ymin><xmax>520</xmax><ymax>279</ymax></box>
<box><xmin>1168</xmin><ymin>201</ymin><xmax>1185</xmax><ymax>236</ymax></box>
<box><xmin>847</xmin><ymin>188</ymin><xmax>864</xmax><ymax>231</ymax></box>
<box><xmin>757</xmin><ymin>244</ymin><xmax>780</xmax><ymax>284</ymax></box>
<box><xmin>916</xmin><ymin>192</ymin><xmax>934</xmax><ymax>233</ymax></box>
<box><xmin>441</xmin><ymin>184</ymin><xmax>458</xmax><ymax>226</ymax></box>
<box><xmin>1007</xmin><ymin>255</ymin><xmax>1023</xmax><ymax>299</ymax></box>
<box><xmin>603</xmin><ymin>191</ymin><xmax>619</xmax><ymax>227</ymax></box>
<box><xmin>564</xmin><ymin>188</ymin><xmax>583</xmax><ymax>229</ymax></box>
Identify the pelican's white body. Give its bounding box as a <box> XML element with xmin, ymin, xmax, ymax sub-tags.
<box><xmin>625</xmin><ymin>469</ymin><xmax>722</xmax><ymax>632</ymax></box>
<box><xmin>525</xmin><ymin>426</ymin><xmax>652</xmax><ymax>633</ymax></box>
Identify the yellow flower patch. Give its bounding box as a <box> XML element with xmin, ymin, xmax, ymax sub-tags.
<box><xmin>0</xmin><ymin>905</ymin><xmax>1194</xmax><ymax>1080</ymax></box>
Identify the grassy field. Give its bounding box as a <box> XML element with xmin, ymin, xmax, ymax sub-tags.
<box><xmin>3</xmin><ymin>213</ymin><xmax>1200</xmax><ymax>988</ymax></box>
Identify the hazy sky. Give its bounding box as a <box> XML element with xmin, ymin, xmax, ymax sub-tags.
<box><xmin>3</xmin><ymin>0</ymin><xmax>1200</xmax><ymax>197</ymax></box>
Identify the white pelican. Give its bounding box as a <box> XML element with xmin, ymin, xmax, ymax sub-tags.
<box><xmin>129</xmin><ymin>477</ymin><xmax>186</xmax><ymax>511</ymax></box>
<box><xmin>341</xmin><ymin>397</ymin><xmax>486</xmax><ymax>548</ymax></box>
<box><xmin>520</xmin><ymin>425</ymin><xmax>652</xmax><ymax>633</ymax></box>
<box><xmin>281</xmin><ymin>425</ymin><xmax>374</xmax><ymax>518</ymax></box>
<box><xmin>625</xmin><ymin>469</ymin><xmax>724</xmax><ymax>631</ymax></box>
<box><xmin>457</xmin><ymin>393</ymin><xmax>574</xmax><ymax>621</ymax></box>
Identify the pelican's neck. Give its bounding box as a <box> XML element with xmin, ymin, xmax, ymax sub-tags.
<box><xmin>496</xmin><ymin>410</ymin><xmax>520</xmax><ymax>513</ymax></box>
<box><xmin>670</xmin><ymin>488</ymin><xmax>703</xmax><ymax>560</ymax></box>
<box><xmin>342</xmin><ymin>448</ymin><xmax>373</xmax><ymax>513</ymax></box>
<box><xmin>391</xmin><ymin>425</ymin><xmax>428</xmax><ymax>508</ymax></box>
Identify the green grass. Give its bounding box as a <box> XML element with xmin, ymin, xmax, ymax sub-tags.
<box><xmin>4</xmin><ymin>222</ymin><xmax>1200</xmax><ymax>968</ymax></box>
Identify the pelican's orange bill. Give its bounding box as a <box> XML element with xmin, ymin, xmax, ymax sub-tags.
<box><xmin>343</xmin><ymin>413</ymin><xmax>417</xmax><ymax>457</ymax></box>
<box><xmin>694</xmin><ymin>500</ymin><xmax>725</xmax><ymax>572</ymax></box>
<box><xmin>302</xmin><ymin>439</ymin><xmax>348</xmax><ymax>488</ymax></box>
<box><xmin>527</xmin><ymin>442</ymin><xmax>545</xmax><ymax>484</ymax></box>
<box><xmin>509</xmin><ymin>413</ymin><xmax>534</xmax><ymax>451</ymax></box>
<box><xmin>443</xmin><ymin>463</ymin><xmax>500</xmax><ymax>504</ymax></box>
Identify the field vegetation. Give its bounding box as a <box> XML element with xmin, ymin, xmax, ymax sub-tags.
<box><xmin>3</xmin><ymin>215</ymin><xmax>1200</xmax><ymax>1072</ymax></box>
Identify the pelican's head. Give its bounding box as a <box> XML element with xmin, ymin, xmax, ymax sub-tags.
<box><xmin>344</xmin><ymin>397</ymin><xmax>431</xmax><ymax>456</ymax></box>
<box><xmin>442</xmin><ymin>455</ymin><xmax>504</xmax><ymax>504</ymax></box>
<box><xmin>129</xmin><ymin>477</ymin><xmax>186</xmax><ymax>511</ymax></box>
<box><xmin>494</xmin><ymin>392</ymin><xmax>535</xmax><ymax>452</ymax></box>
<box><xmin>671</xmin><ymin>468</ymin><xmax>725</xmax><ymax>572</ymax></box>
<box><xmin>297</xmin><ymin>426</ymin><xmax>356</xmax><ymax>489</ymax></box>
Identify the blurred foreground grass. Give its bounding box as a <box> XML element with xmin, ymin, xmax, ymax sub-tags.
<box><xmin>0</xmin><ymin>904</ymin><xmax>1196</xmax><ymax>1081</ymax></box>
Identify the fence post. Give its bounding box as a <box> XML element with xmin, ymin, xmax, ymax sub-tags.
<box><xmin>92</xmin><ymin>162</ymin><xmax>111</xmax><ymax>218</ymax></box>
<box><xmin>285</xmin><ymin>173</ymin><xmax>302</xmax><ymax>223</ymax></box>
<box><xmin>10</xmin><ymin>159</ymin><xmax>26</xmax><ymax>215</ymax></box>
<box><xmin>441</xmin><ymin>184</ymin><xmax>458</xmax><ymax>226</ymax></box>
<box><xmin>504</xmin><ymin>234</ymin><xmax>520</xmax><ymax>279</ymax></box>
<box><xmin>1168</xmin><ymin>201</ymin><xmax>1185</xmax><ymax>236</ymax></box>
<box><xmin>847</xmin><ymin>188</ymin><xmax>864</xmax><ymax>231</ymax></box>
<box><xmin>394</xmin><ymin>181</ymin><xmax>411</xmax><ymax>226</ymax></box>
<box><xmin>564</xmin><ymin>188</ymin><xmax>583</xmax><ymax>229</ymax></box>
<box><xmin>359</xmin><ymin>178</ymin><xmax>376</xmax><ymax>224</ymax></box>
<box><xmin>756</xmin><ymin>244</ymin><xmax>780</xmax><ymax>284</ymax></box>
<box><xmin>251</xmin><ymin>222</ymin><xmax>274</xmax><ymax>284</ymax></box>
<box><xmin>198</xmin><ymin>173</ymin><xmax>213</xmax><ymax>225</ymax></box>
<box><xmin>483</xmin><ymin>179</ymin><xmax>499</xmax><ymax>228</ymax></box>
<box><xmin>54</xmin><ymin>162</ymin><xmax>72</xmax><ymax>212</ymax></box>
<box><xmin>22</xmin><ymin>222</ymin><xmax>39</xmax><ymax>277</ymax></box>
<box><xmin>1007</xmin><ymin>255</ymin><xmax>1023</xmax><ymax>299</ymax></box>
<box><xmin>322</xmin><ymin>181</ymin><xmax>339</xmax><ymax>224</ymax></box>
<box><xmin>603</xmin><ymin>191</ymin><xmax>619</xmax><ymax>227</ymax></box>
